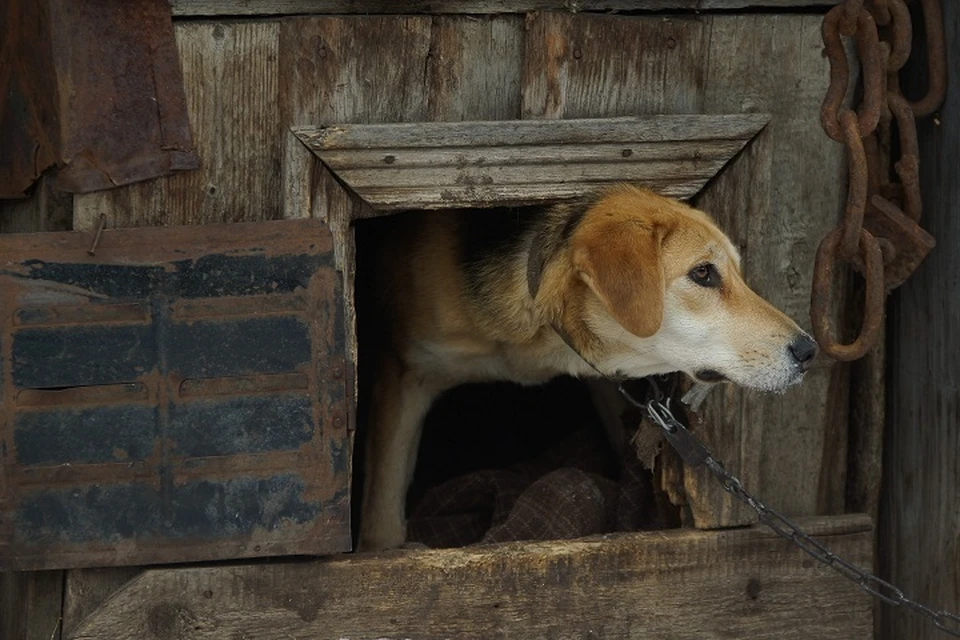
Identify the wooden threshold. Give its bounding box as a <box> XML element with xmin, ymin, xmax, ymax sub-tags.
<box><xmin>70</xmin><ymin>514</ymin><xmax>873</xmax><ymax>639</ymax></box>
<box><xmin>171</xmin><ymin>1</ymin><xmax>838</xmax><ymax>17</ymax></box>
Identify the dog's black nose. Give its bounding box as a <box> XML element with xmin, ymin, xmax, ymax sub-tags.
<box><xmin>788</xmin><ymin>335</ymin><xmax>818</xmax><ymax>370</ymax></box>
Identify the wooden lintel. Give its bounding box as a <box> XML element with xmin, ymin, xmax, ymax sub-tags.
<box><xmin>70</xmin><ymin>514</ymin><xmax>873</xmax><ymax>639</ymax></box>
<box><xmin>294</xmin><ymin>115</ymin><xmax>769</xmax><ymax>212</ymax></box>
<box><xmin>171</xmin><ymin>1</ymin><xmax>837</xmax><ymax>17</ymax></box>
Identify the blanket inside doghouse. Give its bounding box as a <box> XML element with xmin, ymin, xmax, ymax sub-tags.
<box><xmin>407</xmin><ymin>422</ymin><xmax>674</xmax><ymax>548</ymax></box>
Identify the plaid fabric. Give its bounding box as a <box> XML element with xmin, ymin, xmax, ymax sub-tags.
<box><xmin>407</xmin><ymin>423</ymin><xmax>665</xmax><ymax>548</ymax></box>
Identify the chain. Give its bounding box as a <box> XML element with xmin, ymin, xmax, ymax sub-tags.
<box><xmin>618</xmin><ymin>383</ymin><xmax>960</xmax><ymax>637</ymax></box>
<box><xmin>811</xmin><ymin>0</ymin><xmax>944</xmax><ymax>361</ymax></box>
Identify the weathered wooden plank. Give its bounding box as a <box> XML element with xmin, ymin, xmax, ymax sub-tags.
<box><xmin>172</xmin><ymin>0</ymin><xmax>838</xmax><ymax>17</ymax></box>
<box><xmin>0</xmin><ymin>176</ymin><xmax>73</xmax><ymax>234</ymax></box>
<box><xmin>73</xmin><ymin>21</ymin><xmax>282</xmax><ymax>231</ymax></box>
<box><xmin>281</xmin><ymin>130</ymin><xmax>318</xmax><ymax>222</ymax></box>
<box><xmin>62</xmin><ymin>569</ymin><xmax>141</xmax><ymax>639</ymax></box>
<box><xmin>315</xmin><ymin>166</ymin><xmax>363</xmax><ymax>374</ymax></box>
<box><xmin>426</xmin><ymin>15</ymin><xmax>524</xmax><ymax>121</ymax></box>
<box><xmin>845</xmin><ymin>318</ymin><xmax>883</xmax><ymax>522</ymax></box>
<box><xmin>0</xmin><ymin>571</ymin><xmax>64</xmax><ymax>640</ymax></box>
<box><xmin>882</xmin><ymin>1</ymin><xmax>960</xmax><ymax>637</ymax></box>
<box><xmin>279</xmin><ymin>15</ymin><xmax>433</xmax><ymax>128</ymax></box>
<box><xmin>522</xmin><ymin>12</ymin><xmax>707</xmax><ymax>119</ymax></box>
<box><xmin>71</xmin><ymin>514</ymin><xmax>873</xmax><ymax>640</ymax></box>
<box><xmin>313</xmin><ymin>139</ymin><xmax>746</xmax><ymax>167</ymax></box>
<box><xmin>296</xmin><ymin>114</ymin><xmax>768</xmax><ymax>148</ymax></box>
<box><xmin>280</xmin><ymin>14</ymin><xmax>522</xmax><ymax>126</ymax></box>
<box><xmin>296</xmin><ymin>115</ymin><xmax>766</xmax><ymax>210</ymax></box>
<box><xmin>342</xmin><ymin>179</ymin><xmax>710</xmax><ymax>211</ymax></box>
<box><xmin>335</xmin><ymin>158</ymin><xmax>732</xmax><ymax>188</ymax></box>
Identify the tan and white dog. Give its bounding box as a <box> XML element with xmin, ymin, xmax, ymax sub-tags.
<box><xmin>359</xmin><ymin>185</ymin><xmax>816</xmax><ymax>551</ymax></box>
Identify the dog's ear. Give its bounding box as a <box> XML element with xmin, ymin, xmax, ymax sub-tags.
<box><xmin>572</xmin><ymin>222</ymin><xmax>665</xmax><ymax>338</ymax></box>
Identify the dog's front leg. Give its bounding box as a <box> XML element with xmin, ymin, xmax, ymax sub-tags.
<box><xmin>358</xmin><ymin>354</ymin><xmax>438</xmax><ymax>551</ymax></box>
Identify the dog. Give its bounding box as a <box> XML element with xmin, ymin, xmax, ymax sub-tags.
<box><xmin>358</xmin><ymin>184</ymin><xmax>817</xmax><ymax>551</ymax></box>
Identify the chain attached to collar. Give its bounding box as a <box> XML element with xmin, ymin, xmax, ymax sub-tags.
<box><xmin>619</xmin><ymin>383</ymin><xmax>711</xmax><ymax>468</ymax></box>
<box><xmin>618</xmin><ymin>380</ymin><xmax>960</xmax><ymax>638</ymax></box>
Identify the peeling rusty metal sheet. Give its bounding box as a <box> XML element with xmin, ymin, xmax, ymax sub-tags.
<box><xmin>0</xmin><ymin>0</ymin><xmax>199</xmax><ymax>198</ymax></box>
<box><xmin>0</xmin><ymin>219</ymin><xmax>352</xmax><ymax>570</ymax></box>
<box><xmin>0</xmin><ymin>0</ymin><xmax>60</xmax><ymax>199</ymax></box>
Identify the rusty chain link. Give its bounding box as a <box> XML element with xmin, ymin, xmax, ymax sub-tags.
<box><xmin>618</xmin><ymin>385</ymin><xmax>960</xmax><ymax>638</ymax></box>
<box><xmin>811</xmin><ymin>0</ymin><xmax>945</xmax><ymax>361</ymax></box>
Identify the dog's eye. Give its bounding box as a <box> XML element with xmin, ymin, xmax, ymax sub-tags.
<box><xmin>689</xmin><ymin>263</ymin><xmax>720</xmax><ymax>288</ymax></box>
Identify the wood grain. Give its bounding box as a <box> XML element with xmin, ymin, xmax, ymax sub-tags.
<box><xmin>172</xmin><ymin>0</ymin><xmax>838</xmax><ymax>17</ymax></box>
<box><xmin>295</xmin><ymin>115</ymin><xmax>767</xmax><ymax>210</ymax></box>
<box><xmin>0</xmin><ymin>176</ymin><xmax>73</xmax><ymax>234</ymax></box>
<box><xmin>70</xmin><ymin>514</ymin><xmax>873</xmax><ymax>640</ymax></box>
<box><xmin>279</xmin><ymin>15</ymin><xmax>433</xmax><ymax>128</ymax></box>
<box><xmin>881</xmin><ymin>1</ymin><xmax>960</xmax><ymax>637</ymax></box>
<box><xmin>297</xmin><ymin>114</ymin><xmax>765</xmax><ymax>147</ymax></box>
<box><xmin>522</xmin><ymin>12</ymin><xmax>707</xmax><ymax>119</ymax></box>
<box><xmin>62</xmin><ymin>568</ymin><xmax>142</xmax><ymax>639</ymax></box>
<box><xmin>73</xmin><ymin>22</ymin><xmax>282</xmax><ymax>230</ymax></box>
<box><xmin>426</xmin><ymin>15</ymin><xmax>524</xmax><ymax>121</ymax></box>
<box><xmin>0</xmin><ymin>571</ymin><xmax>64</xmax><ymax>640</ymax></box>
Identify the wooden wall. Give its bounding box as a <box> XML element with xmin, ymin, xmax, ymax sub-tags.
<box><xmin>882</xmin><ymin>2</ymin><xmax>960</xmax><ymax>638</ymax></box>
<box><xmin>0</xmin><ymin>5</ymin><xmax>868</xmax><ymax>638</ymax></box>
<box><xmin>71</xmin><ymin>10</ymin><xmax>850</xmax><ymax>517</ymax></box>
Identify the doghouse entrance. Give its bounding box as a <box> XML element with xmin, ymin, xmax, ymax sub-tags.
<box><xmin>353</xmin><ymin>206</ymin><xmax>684</xmax><ymax>549</ymax></box>
<box><xmin>324</xmin><ymin>114</ymin><xmax>780</xmax><ymax>548</ymax></box>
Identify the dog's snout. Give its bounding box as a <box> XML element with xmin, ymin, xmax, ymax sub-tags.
<box><xmin>788</xmin><ymin>335</ymin><xmax>818</xmax><ymax>370</ymax></box>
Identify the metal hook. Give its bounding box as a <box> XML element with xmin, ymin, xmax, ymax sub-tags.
<box><xmin>646</xmin><ymin>398</ymin><xmax>678</xmax><ymax>434</ymax></box>
<box><xmin>87</xmin><ymin>214</ymin><xmax>107</xmax><ymax>256</ymax></box>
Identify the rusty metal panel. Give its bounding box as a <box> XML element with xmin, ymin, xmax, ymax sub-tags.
<box><xmin>0</xmin><ymin>219</ymin><xmax>352</xmax><ymax>570</ymax></box>
<box><xmin>0</xmin><ymin>0</ymin><xmax>61</xmax><ymax>199</ymax></box>
<box><xmin>0</xmin><ymin>0</ymin><xmax>199</xmax><ymax>198</ymax></box>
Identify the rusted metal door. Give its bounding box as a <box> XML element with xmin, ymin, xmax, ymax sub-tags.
<box><xmin>0</xmin><ymin>219</ymin><xmax>352</xmax><ymax>570</ymax></box>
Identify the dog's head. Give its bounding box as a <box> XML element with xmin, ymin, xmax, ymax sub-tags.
<box><xmin>560</xmin><ymin>185</ymin><xmax>816</xmax><ymax>392</ymax></box>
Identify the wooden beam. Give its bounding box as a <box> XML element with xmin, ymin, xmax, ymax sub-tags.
<box><xmin>881</xmin><ymin>1</ymin><xmax>960</xmax><ymax>637</ymax></box>
<box><xmin>171</xmin><ymin>1</ymin><xmax>838</xmax><ymax>17</ymax></box>
<box><xmin>62</xmin><ymin>568</ymin><xmax>141</xmax><ymax>639</ymax></box>
<box><xmin>0</xmin><ymin>571</ymin><xmax>64</xmax><ymax>640</ymax></box>
<box><xmin>294</xmin><ymin>115</ymin><xmax>768</xmax><ymax>211</ymax></box>
<box><xmin>69</xmin><ymin>514</ymin><xmax>873</xmax><ymax>639</ymax></box>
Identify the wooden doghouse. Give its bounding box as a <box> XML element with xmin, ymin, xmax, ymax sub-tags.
<box><xmin>3</xmin><ymin>1</ymin><xmax>955</xmax><ymax>638</ymax></box>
